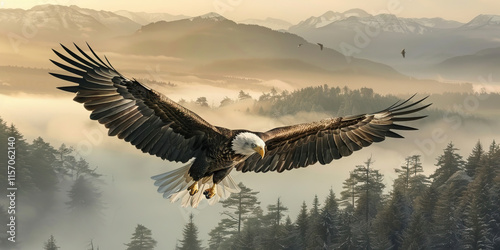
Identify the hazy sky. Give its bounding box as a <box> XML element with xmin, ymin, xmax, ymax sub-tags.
<box><xmin>2</xmin><ymin>0</ymin><xmax>500</xmax><ymax>23</ymax></box>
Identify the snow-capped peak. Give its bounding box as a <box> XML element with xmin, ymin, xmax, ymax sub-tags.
<box><xmin>462</xmin><ymin>14</ymin><xmax>500</xmax><ymax>28</ymax></box>
<box><xmin>194</xmin><ymin>12</ymin><xmax>226</xmax><ymax>21</ymax></box>
<box><xmin>290</xmin><ymin>9</ymin><xmax>371</xmax><ymax>30</ymax></box>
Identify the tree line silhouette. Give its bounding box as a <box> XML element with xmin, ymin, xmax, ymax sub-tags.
<box><xmin>179</xmin><ymin>140</ymin><xmax>498</xmax><ymax>250</ymax></box>
<box><xmin>1</xmin><ymin>84</ymin><xmax>499</xmax><ymax>249</ymax></box>
<box><xmin>185</xmin><ymin>85</ymin><xmax>499</xmax><ymax>125</ymax></box>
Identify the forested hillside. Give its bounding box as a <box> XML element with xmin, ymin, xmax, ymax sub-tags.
<box><xmin>183</xmin><ymin>85</ymin><xmax>498</xmax><ymax>124</ymax></box>
<box><xmin>2</xmin><ymin>85</ymin><xmax>499</xmax><ymax>249</ymax></box>
<box><xmin>198</xmin><ymin>141</ymin><xmax>500</xmax><ymax>250</ymax></box>
<box><xmin>0</xmin><ymin>117</ymin><xmax>103</xmax><ymax>249</ymax></box>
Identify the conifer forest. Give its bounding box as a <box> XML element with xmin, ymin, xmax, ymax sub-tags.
<box><xmin>1</xmin><ymin>88</ymin><xmax>499</xmax><ymax>249</ymax></box>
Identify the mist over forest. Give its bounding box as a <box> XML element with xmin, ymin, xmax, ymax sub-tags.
<box><xmin>1</xmin><ymin>87</ymin><xmax>499</xmax><ymax>249</ymax></box>
<box><xmin>1</xmin><ymin>3</ymin><xmax>500</xmax><ymax>250</ymax></box>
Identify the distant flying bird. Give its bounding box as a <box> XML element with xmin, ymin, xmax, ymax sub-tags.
<box><xmin>298</xmin><ymin>43</ymin><xmax>303</xmax><ymax>47</ymax></box>
<box><xmin>401</xmin><ymin>49</ymin><xmax>406</xmax><ymax>58</ymax></box>
<box><xmin>50</xmin><ymin>43</ymin><xmax>430</xmax><ymax>208</ymax></box>
<box><xmin>317</xmin><ymin>43</ymin><xmax>324</xmax><ymax>50</ymax></box>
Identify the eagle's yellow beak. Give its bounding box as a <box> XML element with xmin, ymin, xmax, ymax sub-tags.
<box><xmin>253</xmin><ymin>146</ymin><xmax>265</xmax><ymax>159</ymax></box>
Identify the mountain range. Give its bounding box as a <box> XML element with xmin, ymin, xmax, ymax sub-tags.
<box><xmin>289</xmin><ymin>9</ymin><xmax>464</xmax><ymax>33</ymax></box>
<box><xmin>0</xmin><ymin>4</ymin><xmax>497</xmax><ymax>94</ymax></box>
<box><xmin>114</xmin><ymin>10</ymin><xmax>189</xmax><ymax>25</ymax></box>
<box><xmin>289</xmin><ymin>10</ymin><xmax>500</xmax><ymax>78</ymax></box>
<box><xmin>0</xmin><ymin>5</ymin><xmax>140</xmax><ymax>40</ymax></box>
<box><xmin>98</xmin><ymin>12</ymin><xmax>416</xmax><ymax>89</ymax></box>
<box><xmin>430</xmin><ymin>46</ymin><xmax>500</xmax><ymax>82</ymax></box>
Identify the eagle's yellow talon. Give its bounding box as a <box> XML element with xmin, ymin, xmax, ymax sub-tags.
<box><xmin>188</xmin><ymin>181</ymin><xmax>199</xmax><ymax>196</ymax></box>
<box><xmin>203</xmin><ymin>184</ymin><xmax>217</xmax><ymax>199</ymax></box>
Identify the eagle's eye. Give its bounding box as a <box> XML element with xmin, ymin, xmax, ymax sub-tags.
<box><xmin>251</xmin><ymin>143</ymin><xmax>256</xmax><ymax>148</ymax></box>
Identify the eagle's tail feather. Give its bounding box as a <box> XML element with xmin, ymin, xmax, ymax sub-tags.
<box><xmin>151</xmin><ymin>162</ymin><xmax>240</xmax><ymax>208</ymax></box>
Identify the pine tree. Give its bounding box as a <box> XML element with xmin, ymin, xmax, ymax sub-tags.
<box><xmin>491</xmin><ymin>172</ymin><xmax>500</xmax><ymax>249</ymax></box>
<box><xmin>484</xmin><ymin>140</ymin><xmax>500</xmax><ymax>167</ymax></box>
<box><xmin>348</xmin><ymin>157</ymin><xmax>385</xmax><ymax>250</ymax></box>
<box><xmin>295</xmin><ymin>201</ymin><xmax>309</xmax><ymax>249</ymax></box>
<box><xmin>212</xmin><ymin>183</ymin><xmax>261</xmax><ymax>249</ymax></box>
<box><xmin>234</xmin><ymin>207</ymin><xmax>264</xmax><ymax>250</ymax></box>
<box><xmin>208</xmin><ymin>223</ymin><xmax>225</xmax><ymax>250</ymax></box>
<box><xmin>88</xmin><ymin>239</ymin><xmax>100</xmax><ymax>250</ymax></box>
<box><xmin>74</xmin><ymin>157</ymin><xmax>101</xmax><ymax>179</ymax></box>
<box><xmin>26</xmin><ymin>137</ymin><xmax>58</xmax><ymax>192</ymax></box>
<box><xmin>401</xmin><ymin>212</ymin><xmax>429</xmax><ymax>250</ymax></box>
<box><xmin>416</xmin><ymin>185</ymin><xmax>437</xmax><ymax>223</ymax></box>
<box><xmin>307</xmin><ymin>195</ymin><xmax>322</xmax><ymax>249</ymax></box>
<box><xmin>53</xmin><ymin>144</ymin><xmax>76</xmax><ymax>178</ymax></box>
<box><xmin>372</xmin><ymin>189</ymin><xmax>411</xmax><ymax>250</ymax></box>
<box><xmin>430</xmin><ymin>142</ymin><xmax>465</xmax><ymax>187</ymax></box>
<box><xmin>66</xmin><ymin>175</ymin><xmax>104</xmax><ymax>234</ymax></box>
<box><xmin>488</xmin><ymin>141</ymin><xmax>500</xmax><ymax>249</ymax></box>
<box><xmin>395</xmin><ymin>156</ymin><xmax>412</xmax><ymax>193</ymax></box>
<box><xmin>0</xmin><ymin>116</ymin><xmax>7</xmax><ymax>137</ymax></box>
<box><xmin>125</xmin><ymin>224</ymin><xmax>157</xmax><ymax>250</ymax></box>
<box><xmin>407</xmin><ymin>155</ymin><xmax>429</xmax><ymax>202</ymax></box>
<box><xmin>396</xmin><ymin>155</ymin><xmax>428</xmax><ymax>202</ymax></box>
<box><xmin>340</xmin><ymin>172</ymin><xmax>358</xmax><ymax>210</ymax></box>
<box><xmin>0</xmin><ymin>118</ymin><xmax>9</xmax><ymax>187</ymax></box>
<box><xmin>465</xmin><ymin>140</ymin><xmax>484</xmax><ymax>177</ymax></box>
<box><xmin>220</xmin><ymin>182</ymin><xmax>260</xmax><ymax>234</ymax></box>
<box><xmin>461</xmin><ymin>173</ymin><xmax>493</xmax><ymax>249</ymax></box>
<box><xmin>337</xmin><ymin>209</ymin><xmax>357</xmax><ymax>250</ymax></box>
<box><xmin>460</xmin><ymin>141</ymin><xmax>498</xmax><ymax>249</ymax></box>
<box><xmin>235</xmin><ymin>226</ymin><xmax>257</xmax><ymax>250</ymax></box>
<box><xmin>261</xmin><ymin>198</ymin><xmax>289</xmax><ymax>249</ymax></box>
<box><xmin>178</xmin><ymin>214</ymin><xmax>202</xmax><ymax>250</ymax></box>
<box><xmin>66</xmin><ymin>176</ymin><xmax>103</xmax><ymax>214</ymax></box>
<box><xmin>266</xmin><ymin>197</ymin><xmax>288</xmax><ymax>226</ymax></box>
<box><xmin>0</xmin><ymin>205</ymin><xmax>8</xmax><ymax>247</ymax></box>
<box><xmin>317</xmin><ymin>189</ymin><xmax>340</xmax><ymax>248</ymax></box>
<box><xmin>281</xmin><ymin>216</ymin><xmax>299</xmax><ymax>250</ymax></box>
<box><xmin>402</xmin><ymin>182</ymin><xmax>437</xmax><ymax>249</ymax></box>
<box><xmin>431</xmin><ymin>170</ymin><xmax>470</xmax><ymax>249</ymax></box>
<box><xmin>43</xmin><ymin>235</ymin><xmax>60</xmax><ymax>250</ymax></box>
<box><xmin>409</xmin><ymin>155</ymin><xmax>424</xmax><ymax>177</ymax></box>
<box><xmin>353</xmin><ymin>158</ymin><xmax>385</xmax><ymax>221</ymax></box>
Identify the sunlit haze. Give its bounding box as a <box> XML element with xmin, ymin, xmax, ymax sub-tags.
<box><xmin>2</xmin><ymin>0</ymin><xmax>500</xmax><ymax>23</ymax></box>
<box><xmin>1</xmin><ymin>0</ymin><xmax>500</xmax><ymax>249</ymax></box>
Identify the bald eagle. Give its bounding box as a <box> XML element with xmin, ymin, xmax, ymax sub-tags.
<box><xmin>50</xmin><ymin>43</ymin><xmax>430</xmax><ymax>207</ymax></box>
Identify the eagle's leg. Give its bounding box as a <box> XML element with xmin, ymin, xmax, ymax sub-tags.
<box><xmin>203</xmin><ymin>167</ymin><xmax>231</xmax><ymax>199</ymax></box>
<box><xmin>188</xmin><ymin>181</ymin><xmax>199</xmax><ymax>196</ymax></box>
<box><xmin>203</xmin><ymin>183</ymin><xmax>217</xmax><ymax>199</ymax></box>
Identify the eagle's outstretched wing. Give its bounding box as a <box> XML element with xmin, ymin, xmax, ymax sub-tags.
<box><xmin>50</xmin><ymin>43</ymin><xmax>223</xmax><ymax>162</ymax></box>
<box><xmin>235</xmin><ymin>96</ymin><xmax>430</xmax><ymax>173</ymax></box>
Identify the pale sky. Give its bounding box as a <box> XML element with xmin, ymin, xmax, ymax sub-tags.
<box><xmin>2</xmin><ymin>0</ymin><xmax>500</xmax><ymax>23</ymax></box>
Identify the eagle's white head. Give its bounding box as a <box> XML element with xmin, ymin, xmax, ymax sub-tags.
<box><xmin>231</xmin><ymin>132</ymin><xmax>265</xmax><ymax>158</ymax></box>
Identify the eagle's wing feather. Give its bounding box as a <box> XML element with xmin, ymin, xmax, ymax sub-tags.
<box><xmin>51</xmin><ymin>43</ymin><xmax>223</xmax><ymax>163</ymax></box>
<box><xmin>235</xmin><ymin>96</ymin><xmax>430</xmax><ymax>173</ymax></box>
